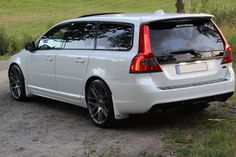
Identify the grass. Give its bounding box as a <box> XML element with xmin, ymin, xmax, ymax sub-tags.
<box><xmin>0</xmin><ymin>0</ymin><xmax>175</xmax><ymax>38</ymax></box>
<box><xmin>0</xmin><ymin>0</ymin><xmax>235</xmax><ymax>38</ymax></box>
<box><xmin>0</xmin><ymin>0</ymin><xmax>235</xmax><ymax>56</ymax></box>
<box><xmin>0</xmin><ymin>54</ymin><xmax>10</xmax><ymax>60</ymax></box>
<box><xmin>163</xmin><ymin>103</ymin><xmax>236</xmax><ymax>157</ymax></box>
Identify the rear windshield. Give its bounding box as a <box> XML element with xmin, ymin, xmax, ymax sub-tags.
<box><xmin>149</xmin><ymin>19</ymin><xmax>224</xmax><ymax>56</ymax></box>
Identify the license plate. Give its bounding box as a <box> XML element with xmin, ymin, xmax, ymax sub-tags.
<box><xmin>176</xmin><ymin>62</ymin><xmax>208</xmax><ymax>74</ymax></box>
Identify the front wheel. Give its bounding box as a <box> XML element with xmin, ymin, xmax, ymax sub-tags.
<box><xmin>9</xmin><ymin>65</ymin><xmax>26</xmax><ymax>101</ymax></box>
<box><xmin>86</xmin><ymin>79</ymin><xmax>116</xmax><ymax>128</ymax></box>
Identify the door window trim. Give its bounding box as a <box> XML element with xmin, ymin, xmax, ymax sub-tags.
<box><xmin>35</xmin><ymin>21</ymin><xmax>134</xmax><ymax>52</ymax></box>
<box><xmin>62</xmin><ymin>21</ymin><xmax>98</xmax><ymax>50</ymax></box>
<box><xmin>35</xmin><ymin>22</ymin><xmax>72</xmax><ymax>51</ymax></box>
<box><xmin>95</xmin><ymin>21</ymin><xmax>134</xmax><ymax>52</ymax></box>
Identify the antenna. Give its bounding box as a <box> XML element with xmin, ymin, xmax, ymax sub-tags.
<box><xmin>154</xmin><ymin>10</ymin><xmax>165</xmax><ymax>15</ymax></box>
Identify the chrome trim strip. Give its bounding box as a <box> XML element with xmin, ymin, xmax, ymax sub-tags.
<box><xmin>159</xmin><ymin>78</ymin><xmax>227</xmax><ymax>90</ymax></box>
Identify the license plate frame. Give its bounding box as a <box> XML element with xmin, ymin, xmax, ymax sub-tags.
<box><xmin>176</xmin><ymin>62</ymin><xmax>208</xmax><ymax>74</ymax></box>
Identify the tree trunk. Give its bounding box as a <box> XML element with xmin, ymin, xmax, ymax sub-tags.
<box><xmin>176</xmin><ymin>0</ymin><xmax>185</xmax><ymax>13</ymax></box>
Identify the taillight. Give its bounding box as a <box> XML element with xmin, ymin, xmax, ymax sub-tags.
<box><xmin>222</xmin><ymin>45</ymin><xmax>233</xmax><ymax>64</ymax></box>
<box><xmin>211</xmin><ymin>20</ymin><xmax>233</xmax><ymax>64</ymax></box>
<box><xmin>130</xmin><ymin>24</ymin><xmax>162</xmax><ymax>73</ymax></box>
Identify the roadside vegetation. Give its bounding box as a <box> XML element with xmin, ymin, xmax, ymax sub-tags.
<box><xmin>163</xmin><ymin>101</ymin><xmax>236</xmax><ymax>157</ymax></box>
<box><xmin>0</xmin><ymin>0</ymin><xmax>236</xmax><ymax>156</ymax></box>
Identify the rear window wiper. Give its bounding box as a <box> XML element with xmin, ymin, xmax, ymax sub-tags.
<box><xmin>169</xmin><ymin>49</ymin><xmax>200</xmax><ymax>56</ymax></box>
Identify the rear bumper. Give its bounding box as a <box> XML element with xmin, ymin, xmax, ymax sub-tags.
<box><xmin>149</xmin><ymin>92</ymin><xmax>234</xmax><ymax>112</ymax></box>
<box><xmin>108</xmin><ymin>69</ymin><xmax>235</xmax><ymax>116</ymax></box>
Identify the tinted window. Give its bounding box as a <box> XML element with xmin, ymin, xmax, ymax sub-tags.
<box><xmin>150</xmin><ymin>19</ymin><xmax>224</xmax><ymax>56</ymax></box>
<box><xmin>38</xmin><ymin>24</ymin><xmax>69</xmax><ymax>50</ymax></box>
<box><xmin>65</xmin><ymin>23</ymin><xmax>95</xmax><ymax>49</ymax></box>
<box><xmin>96</xmin><ymin>23</ymin><xmax>133</xmax><ymax>50</ymax></box>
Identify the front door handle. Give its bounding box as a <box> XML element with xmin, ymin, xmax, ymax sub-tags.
<box><xmin>45</xmin><ymin>56</ymin><xmax>53</xmax><ymax>62</ymax></box>
<box><xmin>75</xmin><ymin>57</ymin><xmax>85</xmax><ymax>64</ymax></box>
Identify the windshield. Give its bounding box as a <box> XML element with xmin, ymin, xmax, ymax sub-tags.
<box><xmin>149</xmin><ymin>19</ymin><xmax>224</xmax><ymax>56</ymax></box>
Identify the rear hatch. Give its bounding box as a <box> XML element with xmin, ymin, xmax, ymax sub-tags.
<box><xmin>149</xmin><ymin>18</ymin><xmax>227</xmax><ymax>89</ymax></box>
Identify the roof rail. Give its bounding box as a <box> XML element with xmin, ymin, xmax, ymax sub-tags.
<box><xmin>78</xmin><ymin>12</ymin><xmax>124</xmax><ymax>18</ymax></box>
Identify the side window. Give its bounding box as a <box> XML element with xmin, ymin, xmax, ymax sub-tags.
<box><xmin>65</xmin><ymin>23</ymin><xmax>95</xmax><ymax>49</ymax></box>
<box><xmin>38</xmin><ymin>24</ymin><xmax>69</xmax><ymax>50</ymax></box>
<box><xmin>96</xmin><ymin>23</ymin><xmax>133</xmax><ymax>51</ymax></box>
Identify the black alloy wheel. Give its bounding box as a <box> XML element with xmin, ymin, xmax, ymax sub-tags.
<box><xmin>9</xmin><ymin>65</ymin><xmax>26</xmax><ymax>101</ymax></box>
<box><xmin>86</xmin><ymin>79</ymin><xmax>115</xmax><ymax>128</ymax></box>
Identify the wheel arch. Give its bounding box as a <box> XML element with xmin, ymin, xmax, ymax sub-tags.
<box><xmin>84</xmin><ymin>76</ymin><xmax>128</xmax><ymax>120</ymax></box>
<box><xmin>8</xmin><ymin>62</ymin><xmax>31</xmax><ymax>96</ymax></box>
<box><xmin>84</xmin><ymin>76</ymin><xmax>112</xmax><ymax>96</ymax></box>
<box><xmin>8</xmin><ymin>63</ymin><xmax>24</xmax><ymax>78</ymax></box>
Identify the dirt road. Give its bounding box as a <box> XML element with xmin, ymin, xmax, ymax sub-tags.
<box><xmin>0</xmin><ymin>61</ymin><xmax>170</xmax><ymax>157</ymax></box>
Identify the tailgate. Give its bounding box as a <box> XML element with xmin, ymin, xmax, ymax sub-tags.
<box><xmin>148</xmin><ymin>18</ymin><xmax>227</xmax><ymax>88</ymax></box>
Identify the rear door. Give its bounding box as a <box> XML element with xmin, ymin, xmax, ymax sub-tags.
<box><xmin>55</xmin><ymin>22</ymin><xmax>96</xmax><ymax>103</ymax></box>
<box><xmin>149</xmin><ymin>18</ymin><xmax>226</xmax><ymax>89</ymax></box>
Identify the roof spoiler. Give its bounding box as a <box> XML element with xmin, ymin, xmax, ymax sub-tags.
<box><xmin>78</xmin><ymin>12</ymin><xmax>124</xmax><ymax>18</ymax></box>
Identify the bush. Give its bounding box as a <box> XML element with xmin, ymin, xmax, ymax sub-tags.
<box><xmin>0</xmin><ymin>26</ymin><xmax>20</xmax><ymax>56</ymax></box>
<box><xmin>8</xmin><ymin>37</ymin><xmax>19</xmax><ymax>55</ymax></box>
<box><xmin>190</xmin><ymin>0</ymin><xmax>209</xmax><ymax>13</ymax></box>
<box><xmin>21</xmin><ymin>32</ymin><xmax>35</xmax><ymax>49</ymax></box>
<box><xmin>0</xmin><ymin>27</ymin><xmax>37</xmax><ymax>56</ymax></box>
<box><xmin>206</xmin><ymin>6</ymin><xmax>236</xmax><ymax>26</ymax></box>
<box><xmin>190</xmin><ymin>1</ymin><xmax>236</xmax><ymax>26</ymax></box>
<box><xmin>0</xmin><ymin>26</ymin><xmax>10</xmax><ymax>56</ymax></box>
<box><xmin>227</xmin><ymin>32</ymin><xmax>236</xmax><ymax>68</ymax></box>
<box><xmin>228</xmin><ymin>32</ymin><xmax>236</xmax><ymax>50</ymax></box>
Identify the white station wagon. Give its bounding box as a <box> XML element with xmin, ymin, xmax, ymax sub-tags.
<box><xmin>9</xmin><ymin>11</ymin><xmax>235</xmax><ymax>127</ymax></box>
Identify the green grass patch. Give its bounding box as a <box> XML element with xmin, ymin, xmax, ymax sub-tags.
<box><xmin>0</xmin><ymin>0</ymin><xmax>235</xmax><ymax>39</ymax></box>
<box><xmin>0</xmin><ymin>54</ymin><xmax>10</xmax><ymax>60</ymax></box>
<box><xmin>168</xmin><ymin>121</ymin><xmax>236</xmax><ymax>157</ymax></box>
<box><xmin>0</xmin><ymin>0</ymin><xmax>236</xmax><ymax>56</ymax></box>
<box><xmin>0</xmin><ymin>0</ymin><xmax>174</xmax><ymax>38</ymax></box>
<box><xmin>164</xmin><ymin>103</ymin><xmax>236</xmax><ymax>157</ymax></box>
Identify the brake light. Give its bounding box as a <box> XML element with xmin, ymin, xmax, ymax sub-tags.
<box><xmin>211</xmin><ymin>20</ymin><xmax>233</xmax><ymax>64</ymax></box>
<box><xmin>222</xmin><ymin>45</ymin><xmax>233</xmax><ymax>64</ymax></box>
<box><xmin>130</xmin><ymin>24</ymin><xmax>162</xmax><ymax>73</ymax></box>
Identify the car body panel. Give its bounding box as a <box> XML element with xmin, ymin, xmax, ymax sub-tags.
<box><xmin>9</xmin><ymin>12</ymin><xmax>235</xmax><ymax>120</ymax></box>
<box><xmin>109</xmin><ymin>64</ymin><xmax>235</xmax><ymax>114</ymax></box>
<box><xmin>26</xmin><ymin>50</ymin><xmax>57</xmax><ymax>97</ymax></box>
<box><xmin>55</xmin><ymin>49</ymin><xmax>91</xmax><ymax>105</ymax></box>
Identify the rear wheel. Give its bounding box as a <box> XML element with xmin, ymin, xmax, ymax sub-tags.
<box><xmin>9</xmin><ymin>65</ymin><xmax>26</xmax><ymax>101</ymax></box>
<box><xmin>86</xmin><ymin>79</ymin><xmax>115</xmax><ymax>128</ymax></box>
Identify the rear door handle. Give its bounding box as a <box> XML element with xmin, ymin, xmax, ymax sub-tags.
<box><xmin>75</xmin><ymin>57</ymin><xmax>85</xmax><ymax>64</ymax></box>
<box><xmin>45</xmin><ymin>56</ymin><xmax>53</xmax><ymax>62</ymax></box>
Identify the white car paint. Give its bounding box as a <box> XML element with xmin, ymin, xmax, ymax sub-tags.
<box><xmin>9</xmin><ymin>12</ymin><xmax>235</xmax><ymax>119</ymax></box>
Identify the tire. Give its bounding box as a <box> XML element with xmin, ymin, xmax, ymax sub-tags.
<box><xmin>8</xmin><ymin>65</ymin><xmax>26</xmax><ymax>101</ymax></box>
<box><xmin>86</xmin><ymin>79</ymin><xmax>116</xmax><ymax>128</ymax></box>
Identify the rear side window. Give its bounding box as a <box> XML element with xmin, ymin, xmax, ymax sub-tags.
<box><xmin>96</xmin><ymin>23</ymin><xmax>133</xmax><ymax>51</ymax></box>
<box><xmin>149</xmin><ymin>19</ymin><xmax>224</xmax><ymax>56</ymax></box>
<box><xmin>65</xmin><ymin>23</ymin><xmax>95</xmax><ymax>49</ymax></box>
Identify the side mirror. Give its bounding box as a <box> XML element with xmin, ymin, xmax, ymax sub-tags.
<box><xmin>25</xmin><ymin>41</ymin><xmax>36</xmax><ymax>52</ymax></box>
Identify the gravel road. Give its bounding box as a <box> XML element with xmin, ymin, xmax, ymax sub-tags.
<box><xmin>0</xmin><ymin>61</ymin><xmax>210</xmax><ymax>157</ymax></box>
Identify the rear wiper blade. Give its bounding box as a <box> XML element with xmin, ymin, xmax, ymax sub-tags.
<box><xmin>169</xmin><ymin>49</ymin><xmax>199</xmax><ymax>55</ymax></box>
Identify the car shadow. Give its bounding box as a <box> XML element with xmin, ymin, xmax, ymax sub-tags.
<box><xmin>18</xmin><ymin>94</ymin><xmax>213</xmax><ymax>131</ymax></box>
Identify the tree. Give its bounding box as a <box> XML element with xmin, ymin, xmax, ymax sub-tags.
<box><xmin>176</xmin><ymin>0</ymin><xmax>185</xmax><ymax>13</ymax></box>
